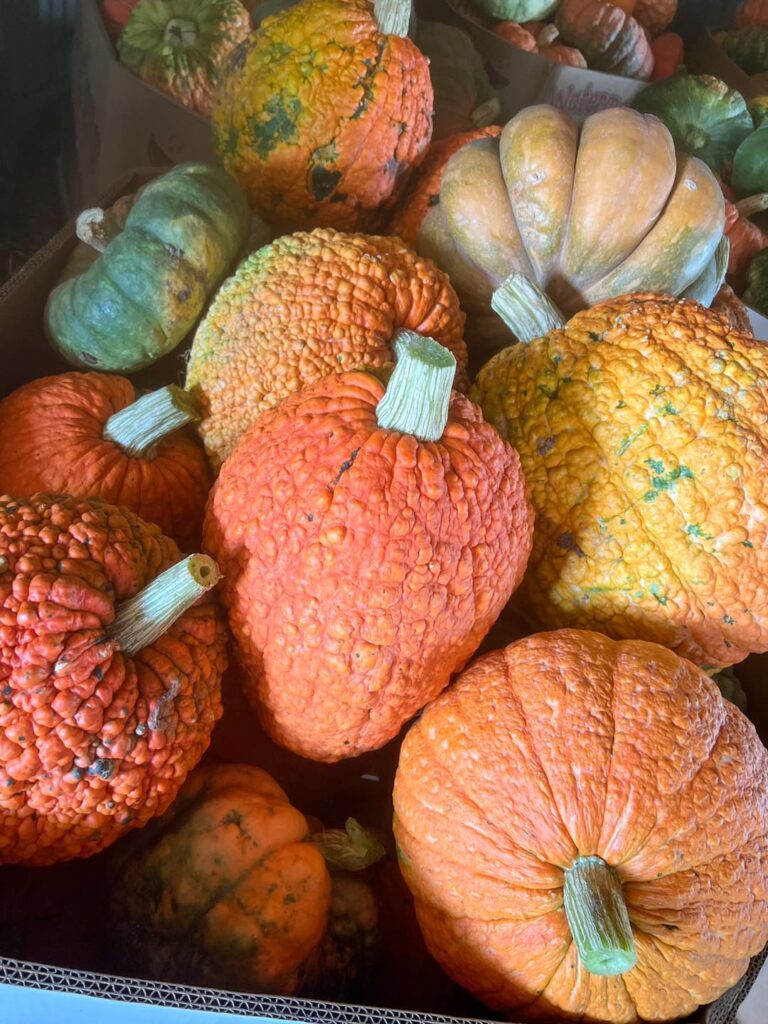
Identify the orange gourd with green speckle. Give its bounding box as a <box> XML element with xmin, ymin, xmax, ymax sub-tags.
<box><xmin>471</xmin><ymin>289</ymin><xmax>768</xmax><ymax>670</ymax></box>
<box><xmin>212</xmin><ymin>0</ymin><xmax>433</xmax><ymax>232</ymax></box>
<box><xmin>393</xmin><ymin>629</ymin><xmax>768</xmax><ymax>1023</ymax></box>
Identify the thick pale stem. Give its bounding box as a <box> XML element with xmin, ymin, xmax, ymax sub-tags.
<box><xmin>76</xmin><ymin>209</ymin><xmax>115</xmax><ymax>253</ymax></box>
<box><xmin>374</xmin><ymin>0</ymin><xmax>411</xmax><ymax>37</ymax></box>
<box><xmin>736</xmin><ymin>193</ymin><xmax>768</xmax><ymax>219</ymax></box>
<box><xmin>107</xmin><ymin>554</ymin><xmax>220</xmax><ymax>656</ymax></box>
<box><xmin>103</xmin><ymin>385</ymin><xmax>200</xmax><ymax>458</ymax></box>
<box><xmin>563</xmin><ymin>856</ymin><xmax>637</xmax><ymax>977</ymax></box>
<box><xmin>309</xmin><ymin>818</ymin><xmax>386</xmax><ymax>872</ymax></box>
<box><xmin>164</xmin><ymin>17</ymin><xmax>198</xmax><ymax>46</ymax></box>
<box><xmin>492</xmin><ymin>273</ymin><xmax>567</xmax><ymax>343</ymax></box>
<box><xmin>537</xmin><ymin>24</ymin><xmax>560</xmax><ymax>47</ymax></box>
<box><xmin>376</xmin><ymin>330</ymin><xmax>455</xmax><ymax>442</ymax></box>
<box><xmin>471</xmin><ymin>96</ymin><xmax>502</xmax><ymax>129</ymax></box>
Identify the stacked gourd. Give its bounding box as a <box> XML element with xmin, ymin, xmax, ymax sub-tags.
<box><xmin>2</xmin><ymin>0</ymin><xmax>768</xmax><ymax>1020</ymax></box>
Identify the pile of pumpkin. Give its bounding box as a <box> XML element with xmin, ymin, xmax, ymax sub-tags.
<box><xmin>3</xmin><ymin>0</ymin><xmax>768</xmax><ymax>1020</ymax></box>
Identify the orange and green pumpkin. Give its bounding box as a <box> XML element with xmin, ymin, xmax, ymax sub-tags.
<box><xmin>212</xmin><ymin>0</ymin><xmax>433</xmax><ymax>232</ymax></box>
<box><xmin>556</xmin><ymin>0</ymin><xmax>654</xmax><ymax>79</ymax></box>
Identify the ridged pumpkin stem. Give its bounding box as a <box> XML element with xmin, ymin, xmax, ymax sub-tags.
<box><xmin>537</xmin><ymin>23</ymin><xmax>560</xmax><ymax>46</ymax></box>
<box><xmin>309</xmin><ymin>818</ymin><xmax>387</xmax><ymax>871</ymax></box>
<box><xmin>76</xmin><ymin>208</ymin><xmax>118</xmax><ymax>253</ymax></box>
<box><xmin>736</xmin><ymin>194</ymin><xmax>768</xmax><ymax>219</ymax></box>
<box><xmin>376</xmin><ymin>330</ymin><xmax>456</xmax><ymax>441</ymax></box>
<box><xmin>563</xmin><ymin>856</ymin><xmax>637</xmax><ymax>977</ymax></box>
<box><xmin>108</xmin><ymin>554</ymin><xmax>220</xmax><ymax>656</ymax></box>
<box><xmin>103</xmin><ymin>385</ymin><xmax>201</xmax><ymax>458</ymax></box>
<box><xmin>374</xmin><ymin>0</ymin><xmax>411</xmax><ymax>37</ymax></box>
<box><xmin>471</xmin><ymin>96</ymin><xmax>502</xmax><ymax>129</ymax></box>
<box><xmin>492</xmin><ymin>273</ymin><xmax>567</xmax><ymax>343</ymax></box>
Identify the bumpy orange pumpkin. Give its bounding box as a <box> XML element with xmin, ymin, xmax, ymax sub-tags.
<box><xmin>472</xmin><ymin>288</ymin><xmax>768</xmax><ymax>670</ymax></box>
<box><xmin>393</xmin><ymin>629</ymin><xmax>768</xmax><ymax>1024</ymax></box>
<box><xmin>0</xmin><ymin>374</ymin><xmax>211</xmax><ymax>553</ymax></box>
<box><xmin>204</xmin><ymin>334</ymin><xmax>534</xmax><ymax>762</ymax></box>
<box><xmin>634</xmin><ymin>0</ymin><xmax>678</xmax><ymax>35</ymax></box>
<box><xmin>0</xmin><ymin>494</ymin><xmax>227</xmax><ymax>865</ymax></box>
<box><xmin>108</xmin><ymin>763</ymin><xmax>383</xmax><ymax>995</ymax></box>
<box><xmin>212</xmin><ymin>0</ymin><xmax>433</xmax><ymax>232</ymax></box>
<box><xmin>186</xmin><ymin>229</ymin><xmax>468</xmax><ymax>468</ymax></box>
<box><xmin>388</xmin><ymin>127</ymin><xmax>503</xmax><ymax>248</ymax></box>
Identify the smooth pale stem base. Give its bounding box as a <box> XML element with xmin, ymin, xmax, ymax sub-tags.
<box><xmin>103</xmin><ymin>385</ymin><xmax>200</xmax><ymax>458</ymax></box>
<box><xmin>563</xmin><ymin>856</ymin><xmax>637</xmax><ymax>977</ymax></box>
<box><xmin>107</xmin><ymin>554</ymin><xmax>220</xmax><ymax>656</ymax></box>
<box><xmin>492</xmin><ymin>273</ymin><xmax>567</xmax><ymax>343</ymax></box>
<box><xmin>309</xmin><ymin>818</ymin><xmax>387</xmax><ymax>872</ymax></box>
<box><xmin>374</xmin><ymin>0</ymin><xmax>411</xmax><ymax>37</ymax></box>
<box><xmin>471</xmin><ymin>97</ymin><xmax>502</xmax><ymax>128</ymax></box>
<box><xmin>376</xmin><ymin>330</ymin><xmax>455</xmax><ymax>442</ymax></box>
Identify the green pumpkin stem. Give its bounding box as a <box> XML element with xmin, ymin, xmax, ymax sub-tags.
<box><xmin>107</xmin><ymin>554</ymin><xmax>220</xmax><ymax>657</ymax></box>
<box><xmin>309</xmin><ymin>818</ymin><xmax>386</xmax><ymax>872</ymax></box>
<box><xmin>736</xmin><ymin>194</ymin><xmax>768</xmax><ymax>219</ymax></box>
<box><xmin>492</xmin><ymin>273</ymin><xmax>567</xmax><ymax>343</ymax></box>
<box><xmin>103</xmin><ymin>385</ymin><xmax>200</xmax><ymax>458</ymax></box>
<box><xmin>563</xmin><ymin>856</ymin><xmax>637</xmax><ymax>977</ymax></box>
<box><xmin>76</xmin><ymin>208</ymin><xmax>118</xmax><ymax>253</ymax></box>
<box><xmin>374</xmin><ymin>0</ymin><xmax>411</xmax><ymax>37</ymax></box>
<box><xmin>376</xmin><ymin>330</ymin><xmax>456</xmax><ymax>442</ymax></box>
<box><xmin>471</xmin><ymin>96</ymin><xmax>502</xmax><ymax>129</ymax></box>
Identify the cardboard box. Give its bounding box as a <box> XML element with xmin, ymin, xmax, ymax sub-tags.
<box><xmin>415</xmin><ymin>0</ymin><xmax>646</xmax><ymax>122</ymax></box>
<box><xmin>0</xmin><ymin>172</ymin><xmax>766</xmax><ymax>1024</ymax></box>
<box><xmin>71</xmin><ymin>0</ymin><xmax>215</xmax><ymax>209</ymax></box>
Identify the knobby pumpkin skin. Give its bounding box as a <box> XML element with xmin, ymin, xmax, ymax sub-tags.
<box><xmin>186</xmin><ymin>229</ymin><xmax>468</xmax><ymax>468</ymax></box>
<box><xmin>471</xmin><ymin>293</ymin><xmax>768</xmax><ymax>669</ymax></box>
<box><xmin>0</xmin><ymin>494</ymin><xmax>228</xmax><ymax>865</ymax></box>
<box><xmin>212</xmin><ymin>0</ymin><xmax>433</xmax><ymax>232</ymax></box>
<box><xmin>393</xmin><ymin>629</ymin><xmax>768</xmax><ymax>1024</ymax></box>
<box><xmin>0</xmin><ymin>373</ymin><xmax>211</xmax><ymax>553</ymax></box>
<box><xmin>204</xmin><ymin>367</ymin><xmax>534</xmax><ymax>762</ymax></box>
<box><xmin>108</xmin><ymin>763</ymin><xmax>332</xmax><ymax>994</ymax></box>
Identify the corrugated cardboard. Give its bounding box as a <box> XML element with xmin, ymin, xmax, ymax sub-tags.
<box><xmin>0</xmin><ymin>171</ymin><xmax>766</xmax><ymax>1024</ymax></box>
<box><xmin>71</xmin><ymin>0</ymin><xmax>215</xmax><ymax>208</ymax></box>
<box><xmin>415</xmin><ymin>0</ymin><xmax>646</xmax><ymax>121</ymax></box>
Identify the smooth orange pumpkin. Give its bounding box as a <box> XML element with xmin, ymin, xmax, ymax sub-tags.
<box><xmin>0</xmin><ymin>373</ymin><xmax>211</xmax><ymax>553</ymax></box>
<box><xmin>204</xmin><ymin>334</ymin><xmax>534</xmax><ymax>762</ymax></box>
<box><xmin>394</xmin><ymin>629</ymin><xmax>768</xmax><ymax>1023</ymax></box>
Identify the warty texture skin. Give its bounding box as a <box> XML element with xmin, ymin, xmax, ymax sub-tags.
<box><xmin>203</xmin><ymin>369</ymin><xmax>534</xmax><ymax>762</ymax></box>
<box><xmin>212</xmin><ymin>0</ymin><xmax>433</xmax><ymax>232</ymax></box>
<box><xmin>393</xmin><ymin>629</ymin><xmax>768</xmax><ymax>1023</ymax></box>
<box><xmin>471</xmin><ymin>293</ymin><xmax>768</xmax><ymax>669</ymax></box>
<box><xmin>0</xmin><ymin>373</ymin><xmax>211</xmax><ymax>554</ymax></box>
<box><xmin>0</xmin><ymin>494</ymin><xmax>227</xmax><ymax>865</ymax></box>
<box><xmin>186</xmin><ymin>228</ymin><xmax>468</xmax><ymax>469</ymax></box>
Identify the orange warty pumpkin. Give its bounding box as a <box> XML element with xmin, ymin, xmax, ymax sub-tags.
<box><xmin>186</xmin><ymin>229</ymin><xmax>468</xmax><ymax>469</ymax></box>
<box><xmin>212</xmin><ymin>0</ymin><xmax>433</xmax><ymax>232</ymax></box>
<box><xmin>0</xmin><ymin>494</ymin><xmax>227</xmax><ymax>865</ymax></box>
<box><xmin>0</xmin><ymin>373</ymin><xmax>211</xmax><ymax>553</ymax></box>
<box><xmin>388</xmin><ymin>127</ymin><xmax>502</xmax><ymax>248</ymax></box>
<box><xmin>204</xmin><ymin>334</ymin><xmax>534</xmax><ymax>762</ymax></box>
<box><xmin>394</xmin><ymin>629</ymin><xmax>768</xmax><ymax>1024</ymax></box>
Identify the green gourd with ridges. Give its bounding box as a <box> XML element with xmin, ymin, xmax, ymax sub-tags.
<box><xmin>719</xmin><ymin>28</ymin><xmax>768</xmax><ymax>75</ymax></box>
<box><xmin>45</xmin><ymin>163</ymin><xmax>249</xmax><ymax>374</ymax></box>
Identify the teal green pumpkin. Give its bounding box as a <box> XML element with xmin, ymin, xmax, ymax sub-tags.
<box><xmin>45</xmin><ymin>163</ymin><xmax>249</xmax><ymax>373</ymax></box>
<box><xmin>718</xmin><ymin>28</ymin><xmax>768</xmax><ymax>75</ymax></box>
<box><xmin>745</xmin><ymin>247</ymin><xmax>768</xmax><ymax>315</ymax></box>
<box><xmin>632</xmin><ymin>75</ymin><xmax>754</xmax><ymax>176</ymax></box>
<box><xmin>468</xmin><ymin>0</ymin><xmax>558</xmax><ymax>20</ymax></box>
<box><xmin>733</xmin><ymin>125</ymin><xmax>768</xmax><ymax>193</ymax></box>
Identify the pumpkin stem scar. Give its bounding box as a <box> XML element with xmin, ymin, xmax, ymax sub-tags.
<box><xmin>563</xmin><ymin>856</ymin><xmax>637</xmax><ymax>977</ymax></box>
<box><xmin>107</xmin><ymin>554</ymin><xmax>221</xmax><ymax>656</ymax></box>
<box><xmin>491</xmin><ymin>273</ymin><xmax>567</xmax><ymax>343</ymax></box>
<box><xmin>75</xmin><ymin>208</ymin><xmax>118</xmax><ymax>253</ymax></box>
<box><xmin>103</xmin><ymin>384</ymin><xmax>201</xmax><ymax>458</ymax></box>
<box><xmin>308</xmin><ymin>818</ymin><xmax>386</xmax><ymax>871</ymax></box>
<box><xmin>163</xmin><ymin>17</ymin><xmax>198</xmax><ymax>47</ymax></box>
<box><xmin>375</xmin><ymin>330</ymin><xmax>456</xmax><ymax>442</ymax></box>
<box><xmin>374</xmin><ymin>0</ymin><xmax>412</xmax><ymax>37</ymax></box>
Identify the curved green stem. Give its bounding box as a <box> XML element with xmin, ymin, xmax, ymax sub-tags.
<box><xmin>309</xmin><ymin>818</ymin><xmax>386</xmax><ymax>872</ymax></box>
<box><xmin>563</xmin><ymin>856</ymin><xmax>637</xmax><ymax>977</ymax></box>
<box><xmin>103</xmin><ymin>385</ymin><xmax>200</xmax><ymax>458</ymax></box>
<box><xmin>374</xmin><ymin>0</ymin><xmax>411</xmax><ymax>37</ymax></box>
<box><xmin>492</xmin><ymin>273</ymin><xmax>567</xmax><ymax>343</ymax></box>
<box><xmin>107</xmin><ymin>554</ymin><xmax>220</xmax><ymax>656</ymax></box>
<box><xmin>376</xmin><ymin>330</ymin><xmax>456</xmax><ymax>442</ymax></box>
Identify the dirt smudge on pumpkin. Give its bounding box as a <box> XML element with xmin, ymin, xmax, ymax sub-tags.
<box><xmin>331</xmin><ymin>448</ymin><xmax>360</xmax><ymax>488</ymax></box>
<box><xmin>555</xmin><ymin>533</ymin><xmax>586</xmax><ymax>558</ymax></box>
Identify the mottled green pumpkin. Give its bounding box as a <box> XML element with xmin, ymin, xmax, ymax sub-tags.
<box><xmin>468</xmin><ymin>0</ymin><xmax>557</xmax><ymax>22</ymax></box>
<box><xmin>718</xmin><ymin>27</ymin><xmax>768</xmax><ymax>75</ymax></box>
<box><xmin>45</xmin><ymin>163</ymin><xmax>249</xmax><ymax>374</ymax></box>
